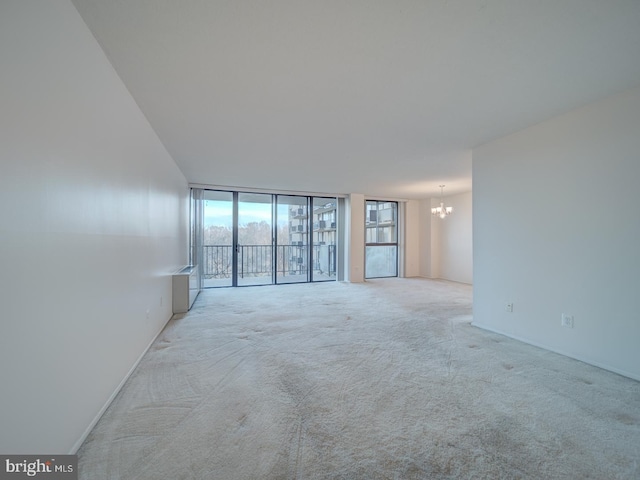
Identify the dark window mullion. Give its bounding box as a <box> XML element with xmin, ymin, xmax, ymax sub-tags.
<box><xmin>308</xmin><ymin>196</ymin><xmax>313</xmax><ymax>282</ymax></box>
<box><xmin>272</xmin><ymin>194</ymin><xmax>277</xmax><ymax>285</ymax></box>
<box><xmin>232</xmin><ymin>191</ymin><xmax>239</xmax><ymax>287</ymax></box>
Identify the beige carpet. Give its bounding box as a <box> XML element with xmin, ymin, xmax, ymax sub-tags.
<box><xmin>78</xmin><ymin>278</ymin><xmax>640</xmax><ymax>479</ymax></box>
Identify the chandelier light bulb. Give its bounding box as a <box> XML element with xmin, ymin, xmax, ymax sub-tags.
<box><xmin>432</xmin><ymin>185</ymin><xmax>453</xmax><ymax>219</ymax></box>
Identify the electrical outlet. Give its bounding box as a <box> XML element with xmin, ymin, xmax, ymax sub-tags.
<box><xmin>561</xmin><ymin>314</ymin><xmax>574</xmax><ymax>328</ymax></box>
<box><xmin>505</xmin><ymin>303</ymin><xmax>513</xmax><ymax>313</ymax></box>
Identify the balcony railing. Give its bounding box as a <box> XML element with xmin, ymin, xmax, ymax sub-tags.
<box><xmin>202</xmin><ymin>244</ymin><xmax>336</xmax><ymax>279</ymax></box>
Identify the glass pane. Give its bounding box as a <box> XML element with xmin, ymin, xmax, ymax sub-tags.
<box><xmin>366</xmin><ymin>201</ymin><xmax>378</xmax><ymax>243</ymax></box>
<box><xmin>378</xmin><ymin>202</ymin><xmax>397</xmax><ymax>243</ymax></box>
<box><xmin>202</xmin><ymin>190</ymin><xmax>233</xmax><ymax>287</ymax></box>
<box><xmin>365</xmin><ymin>200</ymin><xmax>398</xmax><ymax>278</ymax></box>
<box><xmin>365</xmin><ymin>245</ymin><xmax>398</xmax><ymax>278</ymax></box>
<box><xmin>276</xmin><ymin>196</ymin><xmax>308</xmax><ymax>284</ymax></box>
<box><xmin>238</xmin><ymin>193</ymin><xmax>273</xmax><ymax>286</ymax></box>
<box><xmin>312</xmin><ymin>197</ymin><xmax>337</xmax><ymax>281</ymax></box>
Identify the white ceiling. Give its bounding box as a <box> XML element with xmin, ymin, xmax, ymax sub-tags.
<box><xmin>71</xmin><ymin>0</ymin><xmax>640</xmax><ymax>199</ymax></box>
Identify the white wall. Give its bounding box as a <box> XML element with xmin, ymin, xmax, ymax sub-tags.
<box><xmin>0</xmin><ymin>1</ymin><xmax>189</xmax><ymax>453</ymax></box>
<box><xmin>403</xmin><ymin>200</ymin><xmax>420</xmax><ymax>277</ymax></box>
<box><xmin>417</xmin><ymin>200</ymin><xmax>433</xmax><ymax>278</ymax></box>
<box><xmin>473</xmin><ymin>85</ymin><xmax>640</xmax><ymax>381</ymax></box>
<box><xmin>345</xmin><ymin>194</ymin><xmax>365</xmax><ymax>282</ymax></box>
<box><xmin>425</xmin><ymin>192</ymin><xmax>473</xmax><ymax>284</ymax></box>
<box><xmin>430</xmin><ymin>192</ymin><xmax>473</xmax><ymax>284</ymax></box>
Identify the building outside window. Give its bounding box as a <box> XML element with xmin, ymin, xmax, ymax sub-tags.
<box><xmin>365</xmin><ymin>200</ymin><xmax>398</xmax><ymax>278</ymax></box>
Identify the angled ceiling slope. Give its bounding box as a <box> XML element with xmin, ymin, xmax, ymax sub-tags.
<box><xmin>72</xmin><ymin>0</ymin><xmax>640</xmax><ymax>199</ymax></box>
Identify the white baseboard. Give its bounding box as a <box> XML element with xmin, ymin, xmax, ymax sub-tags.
<box><xmin>69</xmin><ymin>315</ymin><xmax>175</xmax><ymax>454</ymax></box>
<box><xmin>471</xmin><ymin>321</ymin><xmax>640</xmax><ymax>383</ymax></box>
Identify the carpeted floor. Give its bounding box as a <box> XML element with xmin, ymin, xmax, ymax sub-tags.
<box><xmin>78</xmin><ymin>278</ymin><xmax>640</xmax><ymax>479</ymax></box>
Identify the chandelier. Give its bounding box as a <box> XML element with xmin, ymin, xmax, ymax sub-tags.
<box><xmin>431</xmin><ymin>185</ymin><xmax>453</xmax><ymax>219</ymax></box>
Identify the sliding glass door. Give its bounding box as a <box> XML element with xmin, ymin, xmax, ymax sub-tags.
<box><xmin>276</xmin><ymin>196</ymin><xmax>309</xmax><ymax>284</ymax></box>
<box><xmin>192</xmin><ymin>188</ymin><xmax>338</xmax><ymax>287</ymax></box>
<box><xmin>237</xmin><ymin>193</ymin><xmax>274</xmax><ymax>286</ymax></box>
<box><xmin>199</xmin><ymin>190</ymin><xmax>274</xmax><ymax>287</ymax></box>
<box><xmin>202</xmin><ymin>190</ymin><xmax>233</xmax><ymax>287</ymax></box>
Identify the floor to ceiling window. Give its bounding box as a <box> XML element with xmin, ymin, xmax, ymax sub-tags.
<box><xmin>192</xmin><ymin>188</ymin><xmax>338</xmax><ymax>287</ymax></box>
<box><xmin>202</xmin><ymin>190</ymin><xmax>233</xmax><ymax>287</ymax></box>
<box><xmin>365</xmin><ymin>200</ymin><xmax>398</xmax><ymax>278</ymax></box>
<box><xmin>276</xmin><ymin>195</ymin><xmax>308</xmax><ymax>284</ymax></box>
<box><xmin>312</xmin><ymin>197</ymin><xmax>337</xmax><ymax>281</ymax></box>
<box><xmin>237</xmin><ymin>192</ymin><xmax>274</xmax><ymax>286</ymax></box>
